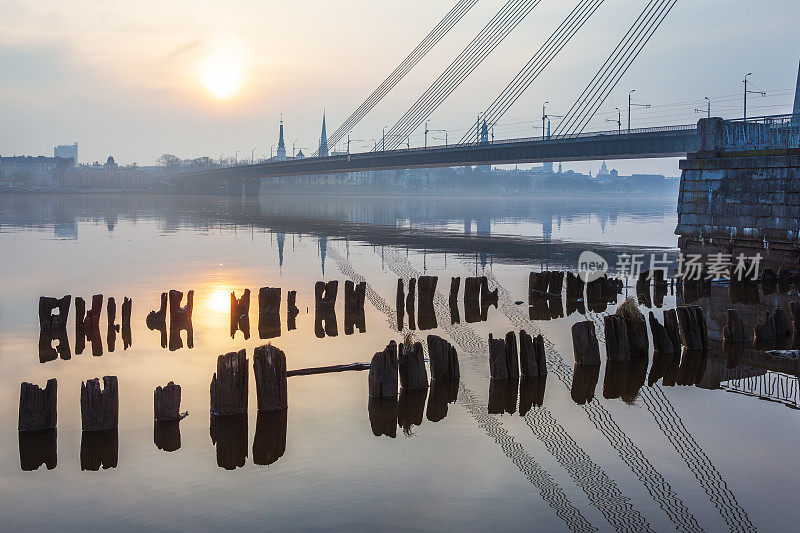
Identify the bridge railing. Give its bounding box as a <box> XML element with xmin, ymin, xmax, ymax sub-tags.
<box><xmin>721</xmin><ymin>114</ymin><xmax>800</xmax><ymax>151</ymax></box>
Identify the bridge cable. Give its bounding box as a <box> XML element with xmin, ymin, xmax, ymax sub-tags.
<box><xmin>314</xmin><ymin>0</ymin><xmax>482</xmax><ymax>156</ymax></box>
<box><xmin>377</xmin><ymin>0</ymin><xmax>537</xmax><ymax>151</ymax></box>
<box><xmin>376</xmin><ymin>0</ymin><xmax>543</xmax><ymax>151</ymax></box>
<box><xmin>555</xmin><ymin>0</ymin><xmax>679</xmax><ymax>137</ymax></box>
<box><xmin>458</xmin><ymin>0</ymin><xmax>607</xmax><ymax>145</ymax></box>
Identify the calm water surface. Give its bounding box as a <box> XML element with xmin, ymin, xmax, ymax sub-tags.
<box><xmin>1</xmin><ymin>193</ymin><xmax>797</xmax><ymax>532</ymax></box>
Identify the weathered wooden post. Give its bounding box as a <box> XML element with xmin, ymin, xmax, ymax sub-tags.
<box><xmin>80</xmin><ymin>428</ymin><xmax>118</xmax><ymax>471</ymax></box>
<box><xmin>19</xmin><ymin>379</ymin><xmax>57</xmax><ymax>432</ymax></box>
<box><xmin>146</xmin><ymin>292</ymin><xmax>168</xmax><ymax>330</ymax></box>
<box><xmin>398</xmin><ymin>340</ymin><xmax>428</xmax><ymax>390</ymax></box>
<box><xmin>418</xmin><ymin>276</ymin><xmax>438</xmax><ymax>330</ymax></box>
<box><xmin>210</xmin><ymin>350</ymin><xmax>249</xmax><ymax>416</ymax></box>
<box><xmin>566</xmin><ymin>271</ymin><xmax>584</xmax><ymax>302</ymax></box>
<box><xmin>154</xmin><ymin>381</ymin><xmax>185</xmax><ymax>422</ymax></box>
<box><xmin>254</xmin><ymin>345</ymin><xmax>288</xmax><ymax>412</ymax></box>
<box><xmin>480</xmin><ymin>276</ymin><xmax>498</xmax><ymax>305</ymax></box>
<box><xmin>790</xmin><ymin>301</ymin><xmax>800</xmax><ymax>348</ymax></box>
<box><xmin>258</xmin><ymin>287</ymin><xmax>281</xmax><ymax>339</ymax></box>
<box><xmin>570</xmin><ymin>363</ymin><xmax>600</xmax><ymax>405</ymax></box>
<box><xmin>649</xmin><ymin>312</ymin><xmax>675</xmax><ymax>354</ymax></box>
<box><xmin>314</xmin><ymin>306</ymin><xmax>338</xmax><ymax>338</ymax></box>
<box><xmin>19</xmin><ymin>427</ymin><xmax>57</xmax><ymax>471</ymax></box>
<box><xmin>505</xmin><ymin>331</ymin><xmax>520</xmax><ymax>378</ymax></box>
<box><xmin>529</xmin><ymin>271</ymin><xmax>550</xmax><ymax>300</ymax></box>
<box><xmin>154</xmin><ymin>420</ymin><xmax>181</xmax><ymax>453</ymax></box>
<box><xmin>616</xmin><ymin>298</ymin><xmax>649</xmax><ymax>359</ymax></box>
<box><xmin>427</xmin><ymin>335</ymin><xmax>460</xmax><ymax>381</ymax></box>
<box><xmin>230</xmin><ymin>289</ymin><xmax>251</xmax><ymax>339</ymax></box>
<box><xmin>398</xmin><ymin>388</ymin><xmax>427</xmax><ymax>435</ymax></box>
<box><xmin>754</xmin><ymin>311</ymin><xmax>777</xmax><ymax>346</ymax></box>
<box><xmin>121</xmin><ymin>297</ymin><xmax>132</xmax><ymax>325</ymax></box>
<box><xmin>39</xmin><ymin>295</ymin><xmax>71</xmax><ymax>332</ymax></box>
<box><xmin>774</xmin><ymin>306</ymin><xmax>791</xmax><ymax>339</ymax></box>
<box><xmin>39</xmin><ymin>327</ymin><xmax>71</xmax><ymax>363</ymax></box>
<box><xmin>287</xmin><ymin>290</ymin><xmax>299</xmax><ymax>331</ymax></box>
<box><xmin>344</xmin><ymin>280</ymin><xmax>366</xmax><ymax>312</ymax></box>
<box><xmin>80</xmin><ymin>376</ymin><xmax>119</xmax><ymax>432</ymax></box>
<box><xmin>722</xmin><ymin>309</ymin><xmax>747</xmax><ymax>343</ymax></box>
<box><xmin>571</xmin><ymin>321</ymin><xmax>600</xmax><ymax>366</ymax></box>
<box><xmin>405</xmin><ymin>278</ymin><xmax>416</xmax><ymax>330</ymax></box>
<box><xmin>210</xmin><ymin>412</ymin><xmax>248</xmax><ymax>470</ymax></box>
<box><xmin>168</xmin><ymin>311</ymin><xmax>193</xmax><ymax>352</ymax></box>
<box><xmin>636</xmin><ymin>270</ymin><xmax>652</xmax><ymax>308</ymax></box>
<box><xmin>464</xmin><ymin>277</ymin><xmax>481</xmax><ymax>323</ymax></box>
<box><xmin>519</xmin><ymin>330</ymin><xmax>547</xmax><ymax>378</ymax></box>
<box><xmin>426</xmin><ymin>378</ymin><xmax>458</xmax><ymax>423</ymax></box>
<box><xmin>664</xmin><ymin>309</ymin><xmax>681</xmax><ymax>353</ymax></box>
<box><xmin>604</xmin><ymin>315</ymin><xmax>631</xmax><ymax>362</ymax></box>
<box><xmin>396</xmin><ymin>279</ymin><xmax>405</xmax><ymax>331</ymax></box>
<box><xmin>488</xmin><ymin>334</ymin><xmax>509</xmax><ymax>379</ymax></box>
<box><xmin>315</xmin><ymin>280</ymin><xmax>338</xmax><ymax>309</ymax></box>
<box><xmin>75</xmin><ymin>296</ymin><xmax>86</xmax><ymax>347</ymax></box>
<box><xmin>85</xmin><ymin>294</ymin><xmax>103</xmax><ymax>331</ymax></box>
<box><xmin>253</xmin><ymin>409</ymin><xmax>287</xmax><ymax>465</ymax></box>
<box><xmin>106</xmin><ymin>297</ymin><xmax>117</xmax><ymax>353</ymax></box>
<box><xmin>169</xmin><ymin>289</ymin><xmax>193</xmax><ymax>321</ymax></box>
<box><xmin>677</xmin><ymin>305</ymin><xmax>708</xmax><ymax>351</ymax></box>
<box><xmin>368</xmin><ymin>341</ymin><xmax>398</xmax><ymax>398</ymax></box>
<box><xmin>449</xmin><ymin>277</ymin><xmax>460</xmax><ymax>324</ymax></box>
<box><xmin>548</xmin><ymin>271</ymin><xmax>565</xmax><ymax>297</ymax></box>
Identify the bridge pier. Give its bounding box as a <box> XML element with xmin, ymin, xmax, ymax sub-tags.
<box><xmin>676</xmin><ymin>117</ymin><xmax>800</xmax><ymax>267</ymax></box>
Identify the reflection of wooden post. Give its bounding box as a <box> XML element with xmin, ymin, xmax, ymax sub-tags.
<box><xmin>121</xmin><ymin>297</ymin><xmax>132</xmax><ymax>325</ymax></box>
<box><xmin>154</xmin><ymin>381</ymin><xmax>183</xmax><ymax>422</ymax></box>
<box><xmin>147</xmin><ymin>292</ymin><xmax>168</xmax><ymax>327</ymax></box>
<box><xmin>571</xmin><ymin>321</ymin><xmax>600</xmax><ymax>366</ymax></box>
<box><xmin>368</xmin><ymin>341</ymin><xmax>398</xmax><ymax>398</ymax></box>
<box><xmin>287</xmin><ymin>290</ymin><xmax>299</xmax><ymax>331</ymax></box>
<box><xmin>85</xmin><ymin>294</ymin><xmax>103</xmax><ymax>330</ymax></box>
<box><xmin>80</xmin><ymin>376</ymin><xmax>119</xmax><ymax>431</ymax></box>
<box><xmin>344</xmin><ymin>280</ymin><xmax>366</xmax><ymax>311</ymax></box>
<box><xmin>406</xmin><ymin>278</ymin><xmax>416</xmax><ymax>330</ymax></box>
<box><xmin>230</xmin><ymin>289</ymin><xmax>251</xmax><ymax>339</ymax></box>
<box><xmin>254</xmin><ymin>345</ymin><xmax>288</xmax><ymax>411</ymax></box>
<box><xmin>396</xmin><ymin>279</ymin><xmax>405</xmax><ymax>331</ymax></box>
<box><xmin>253</xmin><ymin>409</ymin><xmax>287</xmax><ymax>465</ymax></box>
<box><xmin>39</xmin><ymin>295</ymin><xmax>71</xmax><ymax>332</ymax></box>
<box><xmin>19</xmin><ymin>428</ymin><xmax>57</xmax><ymax>471</ymax></box>
<box><xmin>19</xmin><ymin>379</ymin><xmax>58</xmax><ymax>431</ymax></box>
<box><xmin>210</xmin><ymin>350</ymin><xmax>249</xmax><ymax>416</ymax></box>
<box><xmin>398</xmin><ymin>341</ymin><xmax>427</xmax><ymax>390</ymax></box>
<box><xmin>258</xmin><ymin>287</ymin><xmax>281</xmax><ymax>339</ymax></box>
<box><xmin>649</xmin><ymin>312</ymin><xmax>675</xmax><ymax>354</ymax></box>
<box><xmin>664</xmin><ymin>309</ymin><xmax>681</xmax><ymax>353</ymax></box>
<box><xmin>479</xmin><ymin>276</ymin><xmax>497</xmax><ymax>305</ymax></box>
<box><xmin>314</xmin><ymin>281</ymin><xmax>338</xmax><ymax>309</ymax></box>
<box><xmin>427</xmin><ymin>335</ymin><xmax>460</xmax><ymax>381</ymax></box>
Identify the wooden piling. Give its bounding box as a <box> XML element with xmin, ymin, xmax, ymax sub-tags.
<box><xmin>427</xmin><ymin>335</ymin><xmax>460</xmax><ymax>381</ymax></box>
<box><xmin>398</xmin><ymin>340</ymin><xmax>428</xmax><ymax>390</ymax></box>
<box><xmin>529</xmin><ymin>271</ymin><xmax>550</xmax><ymax>300</ymax></box>
<box><xmin>664</xmin><ymin>309</ymin><xmax>681</xmax><ymax>353</ymax></box>
<box><xmin>418</xmin><ymin>276</ymin><xmax>438</xmax><ymax>330</ymax></box>
<box><xmin>39</xmin><ymin>295</ymin><xmax>71</xmax><ymax>332</ymax></box>
<box><xmin>405</xmin><ymin>278</ymin><xmax>416</xmax><ymax>330</ymax></box>
<box><xmin>154</xmin><ymin>381</ymin><xmax>184</xmax><ymax>422</ymax></box>
<box><xmin>368</xmin><ymin>341</ymin><xmax>398</xmax><ymax>398</ymax></box>
<box><xmin>505</xmin><ymin>331</ymin><xmax>520</xmax><ymax>378</ymax></box>
<box><xmin>488</xmin><ymin>334</ymin><xmax>508</xmax><ymax>379</ymax></box>
<box><xmin>146</xmin><ymin>292</ymin><xmax>167</xmax><ymax>329</ymax></box>
<box><xmin>230</xmin><ymin>289</ymin><xmax>251</xmax><ymax>339</ymax></box>
<box><xmin>254</xmin><ymin>345</ymin><xmax>288</xmax><ymax>411</ymax></box>
<box><xmin>790</xmin><ymin>301</ymin><xmax>800</xmax><ymax>348</ymax></box>
<box><xmin>616</xmin><ymin>297</ymin><xmax>649</xmax><ymax>359</ymax></box>
<box><xmin>548</xmin><ymin>271</ymin><xmax>564</xmax><ymax>297</ymax></box>
<box><xmin>18</xmin><ymin>379</ymin><xmax>57</xmax><ymax>432</ymax></box>
<box><xmin>85</xmin><ymin>294</ymin><xmax>103</xmax><ymax>330</ymax></box>
<box><xmin>449</xmin><ymin>277</ymin><xmax>460</xmax><ymax>306</ymax></box>
<box><xmin>565</xmin><ymin>271</ymin><xmax>584</xmax><ymax>301</ymax></box>
<box><xmin>649</xmin><ymin>311</ymin><xmax>675</xmax><ymax>354</ymax></box>
<box><xmin>520</xmin><ymin>329</ymin><xmax>547</xmax><ymax>378</ymax></box>
<box><xmin>723</xmin><ymin>309</ymin><xmax>747</xmax><ymax>343</ymax></box>
<box><xmin>775</xmin><ymin>306</ymin><xmax>791</xmax><ymax>338</ymax></box>
<box><xmin>210</xmin><ymin>350</ymin><xmax>249</xmax><ymax>416</ymax></box>
<box><xmin>480</xmin><ymin>276</ymin><xmax>498</xmax><ymax>304</ymax></box>
<box><xmin>396</xmin><ymin>279</ymin><xmax>405</xmax><ymax>331</ymax></box>
<box><xmin>287</xmin><ymin>290</ymin><xmax>299</xmax><ymax>331</ymax></box>
<box><xmin>169</xmin><ymin>289</ymin><xmax>193</xmax><ymax>320</ymax></box>
<box><xmin>571</xmin><ymin>321</ymin><xmax>600</xmax><ymax>366</ymax></box>
<box><xmin>604</xmin><ymin>315</ymin><xmax>631</xmax><ymax>362</ymax></box>
<box><xmin>121</xmin><ymin>297</ymin><xmax>132</xmax><ymax>325</ymax></box>
<box><xmin>754</xmin><ymin>311</ymin><xmax>777</xmax><ymax>346</ymax></box>
<box><xmin>80</xmin><ymin>376</ymin><xmax>118</xmax><ymax>432</ymax></box>
<box><xmin>762</xmin><ymin>268</ymin><xmax>777</xmax><ymax>294</ymax></box>
<box><xmin>107</xmin><ymin>297</ymin><xmax>117</xmax><ymax>327</ymax></box>
<box><xmin>258</xmin><ymin>287</ymin><xmax>281</xmax><ymax>339</ymax></box>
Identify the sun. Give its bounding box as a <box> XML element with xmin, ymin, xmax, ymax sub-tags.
<box><xmin>207</xmin><ymin>288</ymin><xmax>232</xmax><ymax>314</ymax></box>
<box><xmin>199</xmin><ymin>49</ymin><xmax>243</xmax><ymax>100</ymax></box>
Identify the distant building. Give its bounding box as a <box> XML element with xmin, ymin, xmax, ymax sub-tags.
<box><xmin>276</xmin><ymin>120</ymin><xmax>287</xmax><ymax>162</ymax></box>
<box><xmin>54</xmin><ymin>142</ymin><xmax>78</xmax><ymax>165</ymax></box>
<box><xmin>0</xmin><ymin>156</ymin><xmax>70</xmax><ymax>188</ymax></box>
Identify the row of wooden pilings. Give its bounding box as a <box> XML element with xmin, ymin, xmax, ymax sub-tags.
<box><xmin>396</xmin><ymin>275</ymin><xmax>498</xmax><ymax>330</ymax></box>
<box><xmin>529</xmin><ymin>270</ymin><xmax>624</xmax><ymax>316</ymax></box>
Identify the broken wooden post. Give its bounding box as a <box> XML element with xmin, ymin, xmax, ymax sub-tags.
<box><xmin>210</xmin><ymin>350</ymin><xmax>249</xmax><ymax>416</ymax></box>
<box><xmin>19</xmin><ymin>379</ymin><xmax>57</xmax><ymax>432</ymax></box>
<box><xmin>405</xmin><ymin>278</ymin><xmax>416</xmax><ymax>330</ymax></box>
<box><xmin>85</xmin><ymin>294</ymin><xmax>103</xmax><ymax>330</ymax></box>
<box><xmin>314</xmin><ymin>280</ymin><xmax>338</xmax><ymax>309</ymax></box>
<box><xmin>314</xmin><ymin>306</ymin><xmax>338</xmax><ymax>338</ymax></box>
<box><xmin>344</xmin><ymin>280</ymin><xmax>366</xmax><ymax>312</ymax></box>
<box><xmin>677</xmin><ymin>305</ymin><xmax>708</xmax><ymax>351</ymax></box>
<box><xmin>80</xmin><ymin>376</ymin><xmax>118</xmax><ymax>431</ymax></box>
<box><xmin>121</xmin><ymin>297</ymin><xmax>132</xmax><ymax>325</ymax></box>
<box><xmin>566</xmin><ymin>271</ymin><xmax>584</xmax><ymax>302</ymax></box>
<box><xmin>449</xmin><ymin>277</ymin><xmax>460</xmax><ymax>306</ymax></box>
<box><xmin>488</xmin><ymin>334</ymin><xmax>509</xmax><ymax>379</ymax></box>
<box><xmin>548</xmin><ymin>271</ymin><xmax>565</xmax><ymax>297</ymax></box>
<box><xmin>73</xmin><ymin>296</ymin><xmax>85</xmax><ymax>355</ymax></box>
<box><xmin>529</xmin><ymin>271</ymin><xmax>550</xmax><ymax>301</ymax></box>
<box><xmin>722</xmin><ymin>309</ymin><xmax>747</xmax><ymax>343</ymax></box>
<box><xmin>664</xmin><ymin>309</ymin><xmax>681</xmax><ymax>353</ymax></box>
<box><xmin>417</xmin><ymin>276</ymin><xmax>438</xmax><ymax>330</ymax></box>
<box><xmin>258</xmin><ymin>287</ymin><xmax>281</xmax><ymax>339</ymax></box>
<box><xmin>230</xmin><ymin>289</ymin><xmax>251</xmax><ymax>339</ymax></box>
<box><xmin>790</xmin><ymin>301</ymin><xmax>800</xmax><ymax>348</ymax></box>
<box><xmin>146</xmin><ymin>292</ymin><xmax>168</xmax><ymax>329</ymax></box>
<box><xmin>464</xmin><ymin>277</ymin><xmax>481</xmax><ymax>323</ymax></box>
<box><xmin>154</xmin><ymin>381</ymin><xmax>184</xmax><ymax>422</ymax></box>
<box><xmin>636</xmin><ymin>270</ymin><xmax>652</xmax><ymax>308</ymax></box>
<box><xmin>39</xmin><ymin>295</ymin><xmax>71</xmax><ymax>332</ymax></box>
<box><xmin>396</xmin><ymin>279</ymin><xmax>405</xmax><ymax>331</ymax></box>
<box><xmin>254</xmin><ymin>344</ymin><xmax>288</xmax><ymax>411</ymax></box>
<box><xmin>398</xmin><ymin>340</ymin><xmax>428</xmax><ymax>390</ymax></box>
<box><xmin>427</xmin><ymin>335</ymin><xmax>460</xmax><ymax>381</ymax></box>
<box><xmin>571</xmin><ymin>321</ymin><xmax>600</xmax><ymax>366</ymax></box>
<box><xmin>480</xmin><ymin>276</ymin><xmax>498</xmax><ymax>305</ymax></box>
<box><xmin>519</xmin><ymin>375</ymin><xmax>546</xmax><ymax>416</ymax></box>
<box><xmin>344</xmin><ymin>299</ymin><xmax>366</xmax><ymax>335</ymax></box>
<box><xmin>426</xmin><ymin>378</ymin><xmax>458</xmax><ymax>423</ymax></box>
<box><xmin>602</xmin><ymin>360</ymin><xmax>629</xmax><ymax>400</ymax></box>
<box><xmin>38</xmin><ymin>328</ymin><xmax>71</xmax><ymax>363</ymax></box>
<box><xmin>775</xmin><ymin>306</ymin><xmax>791</xmax><ymax>339</ymax></box>
<box><xmin>287</xmin><ymin>290</ymin><xmax>299</xmax><ymax>331</ymax></box>
<box><xmin>753</xmin><ymin>311</ymin><xmax>777</xmax><ymax>346</ymax></box>
<box><xmin>253</xmin><ymin>409</ymin><xmax>287</xmax><ymax>465</ymax></box>
<box><xmin>368</xmin><ymin>341</ymin><xmax>398</xmax><ymax>398</ymax></box>
<box><xmin>169</xmin><ymin>289</ymin><xmax>193</xmax><ymax>321</ymax></box>
<box><xmin>154</xmin><ymin>420</ymin><xmax>181</xmax><ymax>452</ymax></box>
<box><xmin>519</xmin><ymin>330</ymin><xmax>547</xmax><ymax>378</ymax></box>
<box><xmin>762</xmin><ymin>268</ymin><xmax>777</xmax><ymax>294</ymax></box>
<box><xmin>649</xmin><ymin>312</ymin><xmax>675</xmax><ymax>354</ymax></box>
<box><xmin>616</xmin><ymin>298</ymin><xmax>649</xmax><ymax>359</ymax></box>
<box><xmin>505</xmin><ymin>331</ymin><xmax>520</xmax><ymax>378</ymax></box>
<box><xmin>106</xmin><ymin>297</ymin><xmax>117</xmax><ymax>353</ymax></box>
<box><xmin>605</xmin><ymin>315</ymin><xmax>631</xmax><ymax>362</ymax></box>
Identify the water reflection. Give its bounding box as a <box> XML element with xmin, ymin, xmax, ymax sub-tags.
<box><xmin>154</xmin><ymin>421</ymin><xmax>182</xmax><ymax>452</ymax></box>
<box><xmin>397</xmin><ymin>388</ymin><xmax>427</xmax><ymax>436</ymax></box>
<box><xmin>19</xmin><ymin>429</ymin><xmax>57</xmax><ymax>471</ymax></box>
<box><xmin>210</xmin><ymin>413</ymin><xmax>248</xmax><ymax>470</ymax></box>
<box><xmin>368</xmin><ymin>397</ymin><xmax>398</xmax><ymax>438</ymax></box>
<box><xmin>80</xmin><ymin>429</ymin><xmax>119</xmax><ymax>471</ymax></box>
<box><xmin>253</xmin><ymin>409</ymin><xmax>287</xmax><ymax>466</ymax></box>
<box><xmin>426</xmin><ymin>379</ymin><xmax>459</xmax><ymax>423</ymax></box>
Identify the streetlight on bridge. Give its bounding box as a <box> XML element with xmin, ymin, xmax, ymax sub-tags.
<box><xmin>743</xmin><ymin>73</ymin><xmax>766</xmax><ymax>120</ymax></box>
<box><xmin>628</xmin><ymin>89</ymin><xmax>650</xmax><ymax>132</ymax></box>
<box><xmin>606</xmin><ymin>107</ymin><xmax>621</xmax><ymax>134</ymax></box>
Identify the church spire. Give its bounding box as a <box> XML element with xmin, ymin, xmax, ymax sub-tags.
<box><xmin>276</xmin><ymin>117</ymin><xmax>286</xmax><ymax>161</ymax></box>
<box><xmin>319</xmin><ymin>111</ymin><xmax>328</xmax><ymax>157</ymax></box>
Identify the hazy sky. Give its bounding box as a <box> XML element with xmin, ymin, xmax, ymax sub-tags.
<box><xmin>1</xmin><ymin>0</ymin><xmax>798</xmax><ymax>175</ymax></box>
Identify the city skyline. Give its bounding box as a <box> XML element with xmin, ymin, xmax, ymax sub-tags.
<box><xmin>1</xmin><ymin>0</ymin><xmax>798</xmax><ymax>175</ymax></box>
